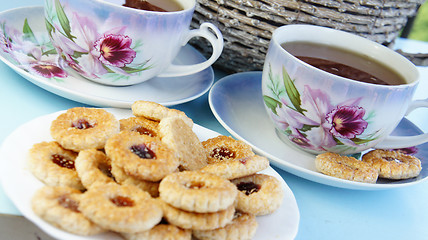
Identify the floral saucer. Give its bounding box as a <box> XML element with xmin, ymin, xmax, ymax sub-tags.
<box><xmin>0</xmin><ymin>6</ymin><xmax>214</xmax><ymax>108</ymax></box>
<box><xmin>209</xmin><ymin>72</ymin><xmax>428</xmax><ymax>190</ymax></box>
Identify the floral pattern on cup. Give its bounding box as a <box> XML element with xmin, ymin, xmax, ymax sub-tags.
<box><xmin>263</xmin><ymin>64</ymin><xmax>380</xmax><ymax>154</ymax></box>
<box><xmin>44</xmin><ymin>0</ymin><xmax>152</xmax><ymax>82</ymax></box>
<box><xmin>0</xmin><ymin>19</ymin><xmax>67</xmax><ymax>80</ymax></box>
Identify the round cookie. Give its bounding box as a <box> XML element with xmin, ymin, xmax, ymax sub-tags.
<box><xmin>50</xmin><ymin>107</ymin><xmax>120</xmax><ymax>151</ymax></box>
<box><xmin>105</xmin><ymin>130</ymin><xmax>179</xmax><ymax>182</ymax></box>
<box><xmin>31</xmin><ymin>185</ymin><xmax>105</xmax><ymax>236</ymax></box>
<box><xmin>131</xmin><ymin>100</ymin><xmax>193</xmax><ymax>128</ymax></box>
<box><xmin>193</xmin><ymin>211</ymin><xmax>258</xmax><ymax>240</ymax></box>
<box><xmin>28</xmin><ymin>141</ymin><xmax>84</xmax><ymax>190</ymax></box>
<box><xmin>202</xmin><ymin>135</ymin><xmax>255</xmax><ymax>164</ymax></box>
<box><xmin>231</xmin><ymin>174</ymin><xmax>284</xmax><ymax>216</ymax></box>
<box><xmin>159</xmin><ymin>199</ymin><xmax>235</xmax><ymax>231</ymax></box>
<box><xmin>79</xmin><ymin>183</ymin><xmax>163</xmax><ymax>233</ymax></box>
<box><xmin>362</xmin><ymin>149</ymin><xmax>422</xmax><ymax>179</ymax></box>
<box><xmin>315</xmin><ymin>152</ymin><xmax>378</xmax><ymax>183</ymax></box>
<box><xmin>121</xmin><ymin>223</ymin><xmax>191</xmax><ymax>240</ymax></box>
<box><xmin>111</xmin><ymin>161</ymin><xmax>160</xmax><ymax>198</ymax></box>
<box><xmin>200</xmin><ymin>155</ymin><xmax>270</xmax><ymax>180</ymax></box>
<box><xmin>75</xmin><ymin>149</ymin><xmax>116</xmax><ymax>189</ymax></box>
<box><xmin>119</xmin><ymin>116</ymin><xmax>159</xmax><ymax>138</ymax></box>
<box><xmin>159</xmin><ymin>171</ymin><xmax>238</xmax><ymax>213</ymax></box>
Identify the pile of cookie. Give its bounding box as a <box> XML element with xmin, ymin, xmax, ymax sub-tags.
<box><xmin>28</xmin><ymin>100</ymin><xmax>284</xmax><ymax>240</ymax></box>
<box><xmin>315</xmin><ymin>150</ymin><xmax>422</xmax><ymax>183</ymax></box>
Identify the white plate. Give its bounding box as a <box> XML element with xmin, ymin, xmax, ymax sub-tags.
<box><xmin>209</xmin><ymin>71</ymin><xmax>428</xmax><ymax>190</ymax></box>
<box><xmin>0</xmin><ymin>6</ymin><xmax>214</xmax><ymax>108</ymax></box>
<box><xmin>0</xmin><ymin>108</ymin><xmax>300</xmax><ymax>240</ymax></box>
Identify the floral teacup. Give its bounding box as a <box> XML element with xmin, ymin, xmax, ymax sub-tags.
<box><xmin>44</xmin><ymin>0</ymin><xmax>223</xmax><ymax>86</ymax></box>
<box><xmin>262</xmin><ymin>24</ymin><xmax>428</xmax><ymax>155</ymax></box>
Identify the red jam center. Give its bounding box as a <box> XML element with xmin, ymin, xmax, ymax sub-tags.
<box><xmin>98</xmin><ymin>162</ymin><xmax>114</xmax><ymax>179</ymax></box>
<box><xmin>130</xmin><ymin>144</ymin><xmax>156</xmax><ymax>159</ymax></box>
<box><xmin>210</xmin><ymin>147</ymin><xmax>236</xmax><ymax>160</ymax></box>
<box><xmin>72</xmin><ymin>119</ymin><xmax>95</xmax><ymax>129</ymax></box>
<box><xmin>110</xmin><ymin>196</ymin><xmax>134</xmax><ymax>207</ymax></box>
<box><xmin>51</xmin><ymin>154</ymin><xmax>75</xmax><ymax>169</ymax></box>
<box><xmin>58</xmin><ymin>195</ymin><xmax>80</xmax><ymax>212</ymax></box>
<box><xmin>133</xmin><ymin>126</ymin><xmax>156</xmax><ymax>137</ymax></box>
<box><xmin>236</xmin><ymin>182</ymin><xmax>261</xmax><ymax>196</ymax></box>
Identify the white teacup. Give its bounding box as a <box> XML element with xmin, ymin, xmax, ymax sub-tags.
<box><xmin>262</xmin><ymin>24</ymin><xmax>428</xmax><ymax>155</ymax></box>
<box><xmin>44</xmin><ymin>0</ymin><xmax>223</xmax><ymax>86</ymax></box>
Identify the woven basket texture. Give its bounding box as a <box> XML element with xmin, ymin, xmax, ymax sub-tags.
<box><xmin>190</xmin><ymin>0</ymin><xmax>426</xmax><ymax>72</ymax></box>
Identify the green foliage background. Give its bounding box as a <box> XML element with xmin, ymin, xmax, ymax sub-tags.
<box><xmin>408</xmin><ymin>2</ymin><xmax>428</xmax><ymax>42</ymax></box>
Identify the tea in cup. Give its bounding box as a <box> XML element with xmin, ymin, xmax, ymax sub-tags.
<box><xmin>44</xmin><ymin>0</ymin><xmax>223</xmax><ymax>86</ymax></box>
<box><xmin>262</xmin><ymin>24</ymin><xmax>428</xmax><ymax>155</ymax></box>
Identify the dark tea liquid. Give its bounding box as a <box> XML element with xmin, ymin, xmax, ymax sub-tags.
<box><xmin>281</xmin><ymin>42</ymin><xmax>407</xmax><ymax>85</ymax></box>
<box><xmin>122</xmin><ymin>0</ymin><xmax>183</xmax><ymax>12</ymax></box>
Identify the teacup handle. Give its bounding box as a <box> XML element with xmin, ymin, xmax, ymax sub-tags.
<box><xmin>375</xmin><ymin>98</ymin><xmax>428</xmax><ymax>149</ymax></box>
<box><xmin>157</xmin><ymin>23</ymin><xmax>223</xmax><ymax>77</ymax></box>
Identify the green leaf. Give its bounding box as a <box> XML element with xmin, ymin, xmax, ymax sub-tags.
<box><xmin>42</xmin><ymin>48</ymin><xmax>58</xmax><ymax>56</ymax></box>
<box><xmin>300</xmin><ymin>124</ymin><xmax>318</xmax><ymax>132</ymax></box>
<box><xmin>55</xmin><ymin>0</ymin><xmax>74</xmax><ymax>39</ymax></box>
<box><xmin>351</xmin><ymin>137</ymin><xmax>378</xmax><ymax>145</ymax></box>
<box><xmin>282</xmin><ymin>66</ymin><xmax>304</xmax><ymax>114</ymax></box>
<box><xmin>22</xmin><ymin>18</ymin><xmax>37</xmax><ymax>44</ymax></box>
<box><xmin>121</xmin><ymin>65</ymin><xmax>153</xmax><ymax>73</ymax></box>
<box><xmin>263</xmin><ymin>95</ymin><xmax>281</xmax><ymax>115</ymax></box>
<box><xmin>44</xmin><ymin>18</ymin><xmax>54</xmax><ymax>36</ymax></box>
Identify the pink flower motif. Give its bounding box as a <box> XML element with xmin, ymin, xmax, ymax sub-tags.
<box><xmin>31</xmin><ymin>63</ymin><xmax>68</xmax><ymax>78</ymax></box>
<box><xmin>326</xmin><ymin>106</ymin><xmax>368</xmax><ymax>139</ymax></box>
<box><xmin>273</xmin><ymin>98</ymin><xmax>318</xmax><ymax>135</ymax></box>
<box><xmin>94</xmin><ymin>34</ymin><xmax>136</xmax><ymax>67</ymax></box>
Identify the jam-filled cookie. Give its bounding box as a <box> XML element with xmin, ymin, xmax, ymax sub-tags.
<box><xmin>31</xmin><ymin>185</ymin><xmax>105</xmax><ymax>236</ymax></box>
<box><xmin>231</xmin><ymin>174</ymin><xmax>284</xmax><ymax>216</ymax></box>
<box><xmin>79</xmin><ymin>183</ymin><xmax>163</xmax><ymax>233</ymax></box>
<box><xmin>119</xmin><ymin>116</ymin><xmax>159</xmax><ymax>138</ymax></box>
<box><xmin>105</xmin><ymin>130</ymin><xmax>179</xmax><ymax>182</ymax></box>
<box><xmin>28</xmin><ymin>141</ymin><xmax>84</xmax><ymax>190</ymax></box>
<box><xmin>75</xmin><ymin>149</ymin><xmax>116</xmax><ymax>189</ymax></box>
<box><xmin>50</xmin><ymin>107</ymin><xmax>120</xmax><ymax>151</ymax></box>
<box><xmin>362</xmin><ymin>149</ymin><xmax>422</xmax><ymax>179</ymax></box>
<box><xmin>159</xmin><ymin>171</ymin><xmax>238</xmax><ymax>213</ymax></box>
<box><xmin>202</xmin><ymin>135</ymin><xmax>255</xmax><ymax>164</ymax></box>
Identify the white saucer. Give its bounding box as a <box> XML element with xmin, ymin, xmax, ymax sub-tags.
<box><xmin>0</xmin><ymin>108</ymin><xmax>299</xmax><ymax>240</ymax></box>
<box><xmin>0</xmin><ymin>6</ymin><xmax>214</xmax><ymax>108</ymax></box>
<box><xmin>209</xmin><ymin>72</ymin><xmax>428</xmax><ymax>190</ymax></box>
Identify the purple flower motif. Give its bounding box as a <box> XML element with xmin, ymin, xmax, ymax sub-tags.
<box><xmin>94</xmin><ymin>34</ymin><xmax>136</xmax><ymax>67</ymax></box>
<box><xmin>391</xmin><ymin>146</ymin><xmax>418</xmax><ymax>155</ymax></box>
<box><xmin>326</xmin><ymin>106</ymin><xmax>368</xmax><ymax>139</ymax></box>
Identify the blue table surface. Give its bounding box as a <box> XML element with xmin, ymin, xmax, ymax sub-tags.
<box><xmin>1</xmin><ymin>1</ymin><xmax>428</xmax><ymax>240</ymax></box>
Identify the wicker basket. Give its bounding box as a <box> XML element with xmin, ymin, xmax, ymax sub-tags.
<box><xmin>190</xmin><ymin>0</ymin><xmax>426</xmax><ymax>73</ymax></box>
